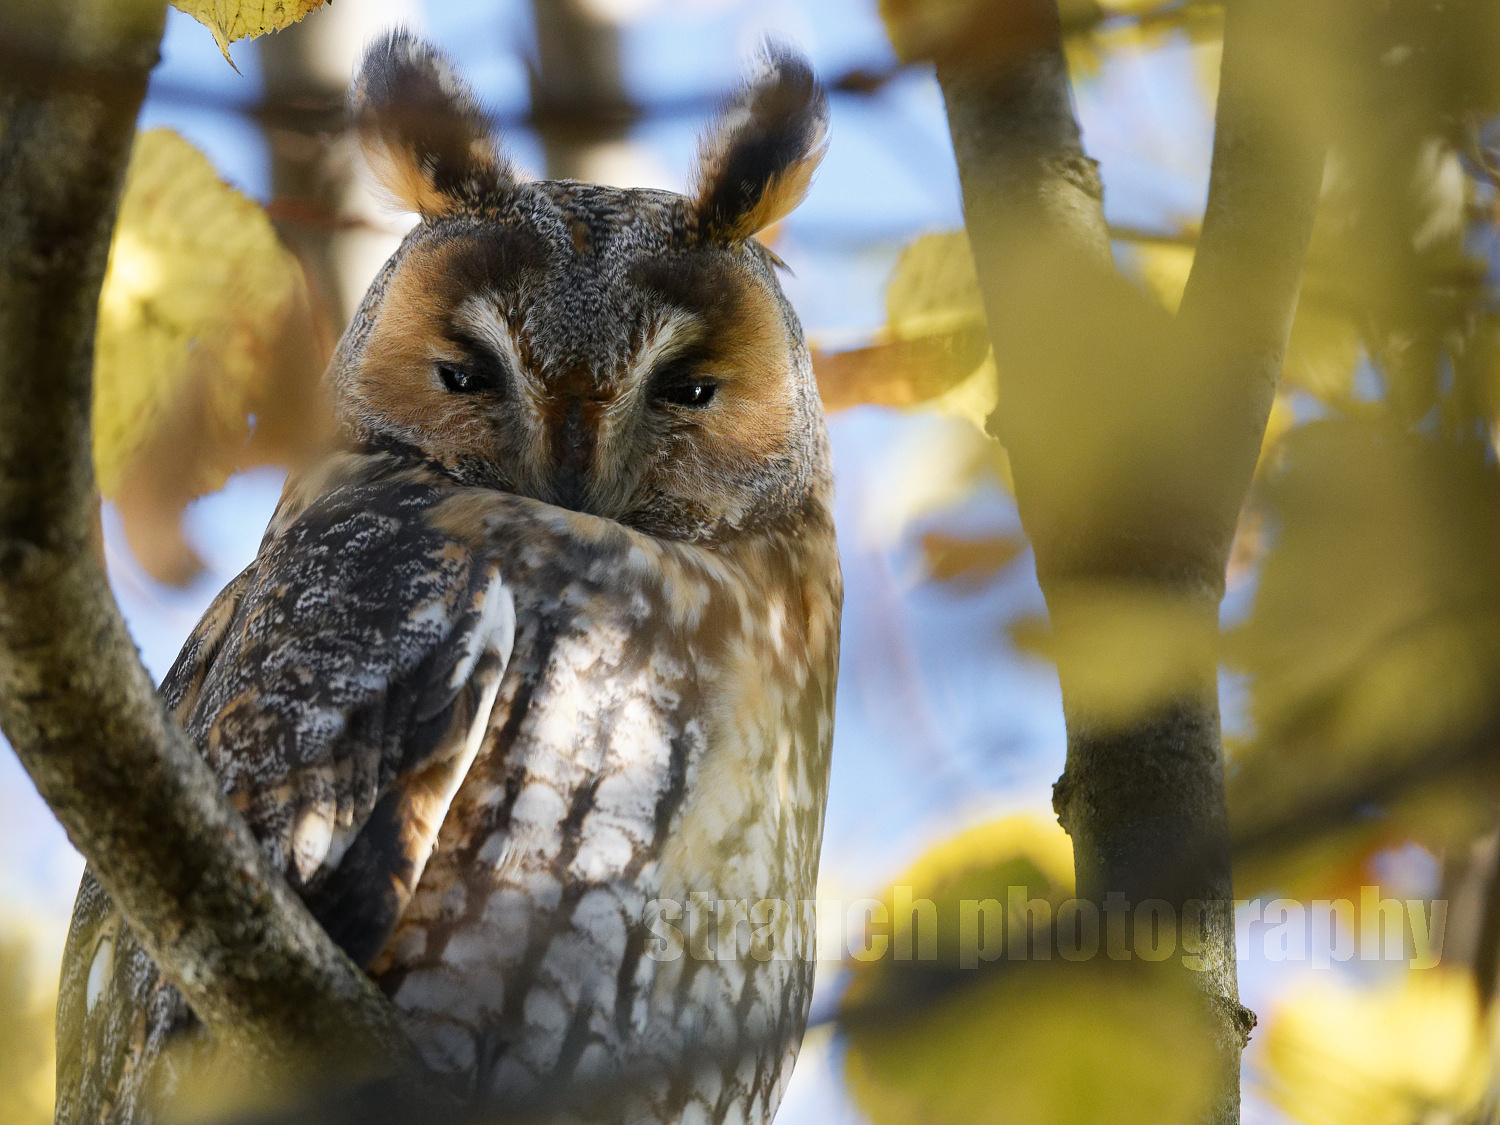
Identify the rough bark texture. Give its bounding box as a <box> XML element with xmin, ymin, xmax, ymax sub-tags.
<box><xmin>0</xmin><ymin>0</ymin><xmax>414</xmax><ymax>1088</ymax></box>
<box><xmin>932</xmin><ymin>0</ymin><xmax>1324</xmax><ymax>1120</ymax></box>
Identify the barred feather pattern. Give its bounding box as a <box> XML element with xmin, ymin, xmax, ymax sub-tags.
<box><xmin>56</xmin><ymin>451</ymin><xmax>840</xmax><ymax>1125</ymax></box>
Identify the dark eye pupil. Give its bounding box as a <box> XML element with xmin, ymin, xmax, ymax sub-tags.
<box><xmin>438</xmin><ymin>363</ymin><xmax>483</xmax><ymax>394</ymax></box>
<box><xmin>659</xmin><ymin>381</ymin><xmax>717</xmax><ymax>407</ymax></box>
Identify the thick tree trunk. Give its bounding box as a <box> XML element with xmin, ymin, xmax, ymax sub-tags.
<box><xmin>0</xmin><ymin>0</ymin><xmax>414</xmax><ymax>1088</ymax></box>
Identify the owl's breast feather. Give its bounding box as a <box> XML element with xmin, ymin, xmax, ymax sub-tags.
<box><xmin>376</xmin><ymin>486</ymin><xmax>840</xmax><ymax>1117</ymax></box>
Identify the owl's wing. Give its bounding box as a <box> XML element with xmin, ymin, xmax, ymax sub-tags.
<box><xmin>181</xmin><ymin>468</ymin><xmax>515</xmax><ymax>963</ymax></box>
<box><xmin>56</xmin><ymin>465</ymin><xmax>515</xmax><ymax>1125</ymax></box>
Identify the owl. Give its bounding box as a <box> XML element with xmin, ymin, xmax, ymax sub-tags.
<box><xmin>54</xmin><ymin>30</ymin><xmax>841</xmax><ymax>1125</ymax></box>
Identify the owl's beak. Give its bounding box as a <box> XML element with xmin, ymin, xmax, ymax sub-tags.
<box><xmin>550</xmin><ymin>397</ymin><xmax>595</xmax><ymax>511</ymax></box>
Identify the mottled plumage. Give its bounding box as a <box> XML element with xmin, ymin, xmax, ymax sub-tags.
<box><xmin>57</xmin><ymin>30</ymin><xmax>839</xmax><ymax>1125</ymax></box>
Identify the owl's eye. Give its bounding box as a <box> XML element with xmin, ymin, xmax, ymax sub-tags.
<box><xmin>655</xmin><ymin>380</ymin><xmax>718</xmax><ymax>408</ymax></box>
<box><xmin>438</xmin><ymin>366</ymin><xmax>486</xmax><ymax>396</ymax></box>
<box><xmin>650</xmin><ymin>349</ymin><xmax>718</xmax><ymax>409</ymax></box>
<box><xmin>437</xmin><ymin>331</ymin><xmax>512</xmax><ymax>396</ymax></box>
<box><xmin>438</xmin><ymin>363</ymin><xmax>510</xmax><ymax>399</ymax></box>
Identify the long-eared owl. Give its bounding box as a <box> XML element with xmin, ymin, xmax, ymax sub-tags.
<box><xmin>55</xmin><ymin>30</ymin><xmax>841</xmax><ymax>1125</ymax></box>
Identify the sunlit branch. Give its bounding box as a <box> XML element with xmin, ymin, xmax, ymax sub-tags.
<box><xmin>1173</xmin><ymin>0</ymin><xmax>1326</xmax><ymax>560</ymax></box>
<box><xmin>913</xmin><ymin>0</ymin><xmax>1334</xmax><ymax>1118</ymax></box>
<box><xmin>0</xmin><ymin>0</ymin><xmax>417</xmax><ymax>1090</ymax></box>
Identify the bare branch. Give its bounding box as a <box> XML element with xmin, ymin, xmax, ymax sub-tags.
<box><xmin>919</xmin><ymin>1</ymin><xmax>1326</xmax><ymax>1120</ymax></box>
<box><xmin>1172</xmin><ymin>0</ymin><xmax>1326</xmax><ymax>570</ymax></box>
<box><xmin>0</xmin><ymin>0</ymin><xmax>415</xmax><ymax>1087</ymax></box>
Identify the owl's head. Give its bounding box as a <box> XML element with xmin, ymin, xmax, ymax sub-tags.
<box><xmin>330</xmin><ymin>31</ymin><xmax>830</xmax><ymax>544</ymax></box>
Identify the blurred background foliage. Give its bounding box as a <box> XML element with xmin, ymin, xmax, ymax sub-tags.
<box><xmin>835</xmin><ymin>817</ymin><xmax>1223</xmax><ymax>1125</ymax></box>
<box><xmin>0</xmin><ymin>931</ymin><xmax>56</xmax><ymax>1125</ymax></box>
<box><xmin>8</xmin><ymin>0</ymin><xmax>1500</xmax><ymax>1122</ymax></box>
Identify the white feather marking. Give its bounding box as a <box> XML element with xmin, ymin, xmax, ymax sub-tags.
<box><xmin>292</xmin><ymin>807</ymin><xmax>336</xmax><ymax>883</ymax></box>
<box><xmin>570</xmin><ymin>888</ymin><xmax>628</xmax><ymax>960</ymax></box>
<box><xmin>409</xmin><ymin>597</ymin><xmax>451</xmax><ymax>631</ymax></box>
<box><xmin>615</xmin><ymin>312</ymin><xmax>702</xmax><ymax>404</ymax></box>
<box><xmin>405</xmin><ymin>573</ymin><xmax>515</xmax><ymax>893</ymax></box>
<box><xmin>509</xmin><ymin>782</ymin><xmax>567</xmax><ymax>834</ymax></box>
<box><xmin>85</xmin><ymin>932</ymin><xmax>113</xmax><ymax>1013</ymax></box>
<box><xmin>455</xmin><ymin>295</ymin><xmax>538</xmax><ymax>402</ymax></box>
<box><xmin>570</xmin><ymin>823</ymin><xmax>636</xmax><ymax>881</ymax></box>
<box><xmin>449</xmin><ymin>571</ymin><xmax>517</xmax><ymax>690</ymax></box>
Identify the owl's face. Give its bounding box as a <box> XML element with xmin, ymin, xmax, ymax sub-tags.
<box><xmin>333</xmin><ymin>35</ymin><xmax>830</xmax><ymax>544</ymax></box>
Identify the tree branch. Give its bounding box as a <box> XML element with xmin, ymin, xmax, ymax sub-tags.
<box><xmin>917</xmin><ymin>0</ymin><xmax>1326</xmax><ymax>1120</ymax></box>
<box><xmin>1172</xmin><ymin>0</ymin><xmax>1326</xmax><ymax>578</ymax></box>
<box><xmin>0</xmin><ymin>0</ymin><xmax>415</xmax><ymax>1088</ymax></box>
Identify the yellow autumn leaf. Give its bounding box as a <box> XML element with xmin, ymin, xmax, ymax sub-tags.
<box><xmin>926</xmin><ymin>351</ymin><xmax>1001</xmax><ymax>431</ymax></box>
<box><xmin>1062</xmin><ymin>32</ymin><xmax>1107</xmax><ymax>80</ymax></box>
<box><xmin>880</xmin><ymin>0</ymin><xmax>1037</xmax><ymax>67</ymax></box>
<box><xmin>95</xmin><ymin>128</ymin><xmax>299</xmax><ymax>497</ymax></box>
<box><xmin>885</xmin><ymin>230</ymin><xmax>985</xmax><ymax>340</ymax></box>
<box><xmin>1065</xmin><ymin>4</ymin><xmax>1224</xmax><ymax>84</ymax></box>
<box><xmin>921</xmin><ymin>529</ymin><xmax>1025</xmax><ymax>585</ymax></box>
<box><xmin>1261</xmin><ymin>969</ymin><xmax>1489</xmax><ymax>1125</ymax></box>
<box><xmin>813</xmin><ymin>231</ymin><xmax>998</xmax><ymax>429</ymax></box>
<box><xmin>1130</xmin><ymin>231</ymin><xmax>1359</xmax><ymax>409</ymax></box>
<box><xmin>813</xmin><ymin>334</ymin><xmax>990</xmax><ymax>413</ymax></box>
<box><xmin>94</xmin><ymin>129</ymin><xmax>316</xmax><ymax>583</ymax></box>
<box><xmin>885</xmin><ymin>232</ymin><xmax>999</xmax><ymax>428</ymax></box>
<box><xmin>1067</xmin><ymin>21</ymin><xmax>1168</xmax><ymax>82</ymax></box>
<box><xmin>1094</xmin><ymin>0</ymin><xmax>1169</xmax><ymax>14</ymax></box>
<box><xmin>843</xmin><ymin>814</ymin><xmax>1075</xmax><ymax>992</ymax></box>
<box><xmin>1014</xmin><ymin>582</ymin><xmax>1218</xmax><ymax>725</ymax></box>
<box><xmin>846</xmin><ymin>962</ymin><xmax>1217</xmax><ymax>1125</ymax></box>
<box><xmin>170</xmin><ymin>0</ymin><xmax>328</xmax><ymax>62</ymax></box>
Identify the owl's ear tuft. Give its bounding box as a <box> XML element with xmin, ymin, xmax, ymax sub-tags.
<box><xmin>350</xmin><ymin>30</ymin><xmax>513</xmax><ymax>219</ymax></box>
<box><xmin>692</xmin><ymin>43</ymin><xmax>828</xmax><ymax>244</ymax></box>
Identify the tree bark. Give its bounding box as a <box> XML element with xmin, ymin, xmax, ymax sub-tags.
<box><xmin>0</xmin><ymin>0</ymin><xmax>414</xmax><ymax>1087</ymax></box>
<box><xmin>927</xmin><ymin>0</ymin><xmax>1324</xmax><ymax>1120</ymax></box>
